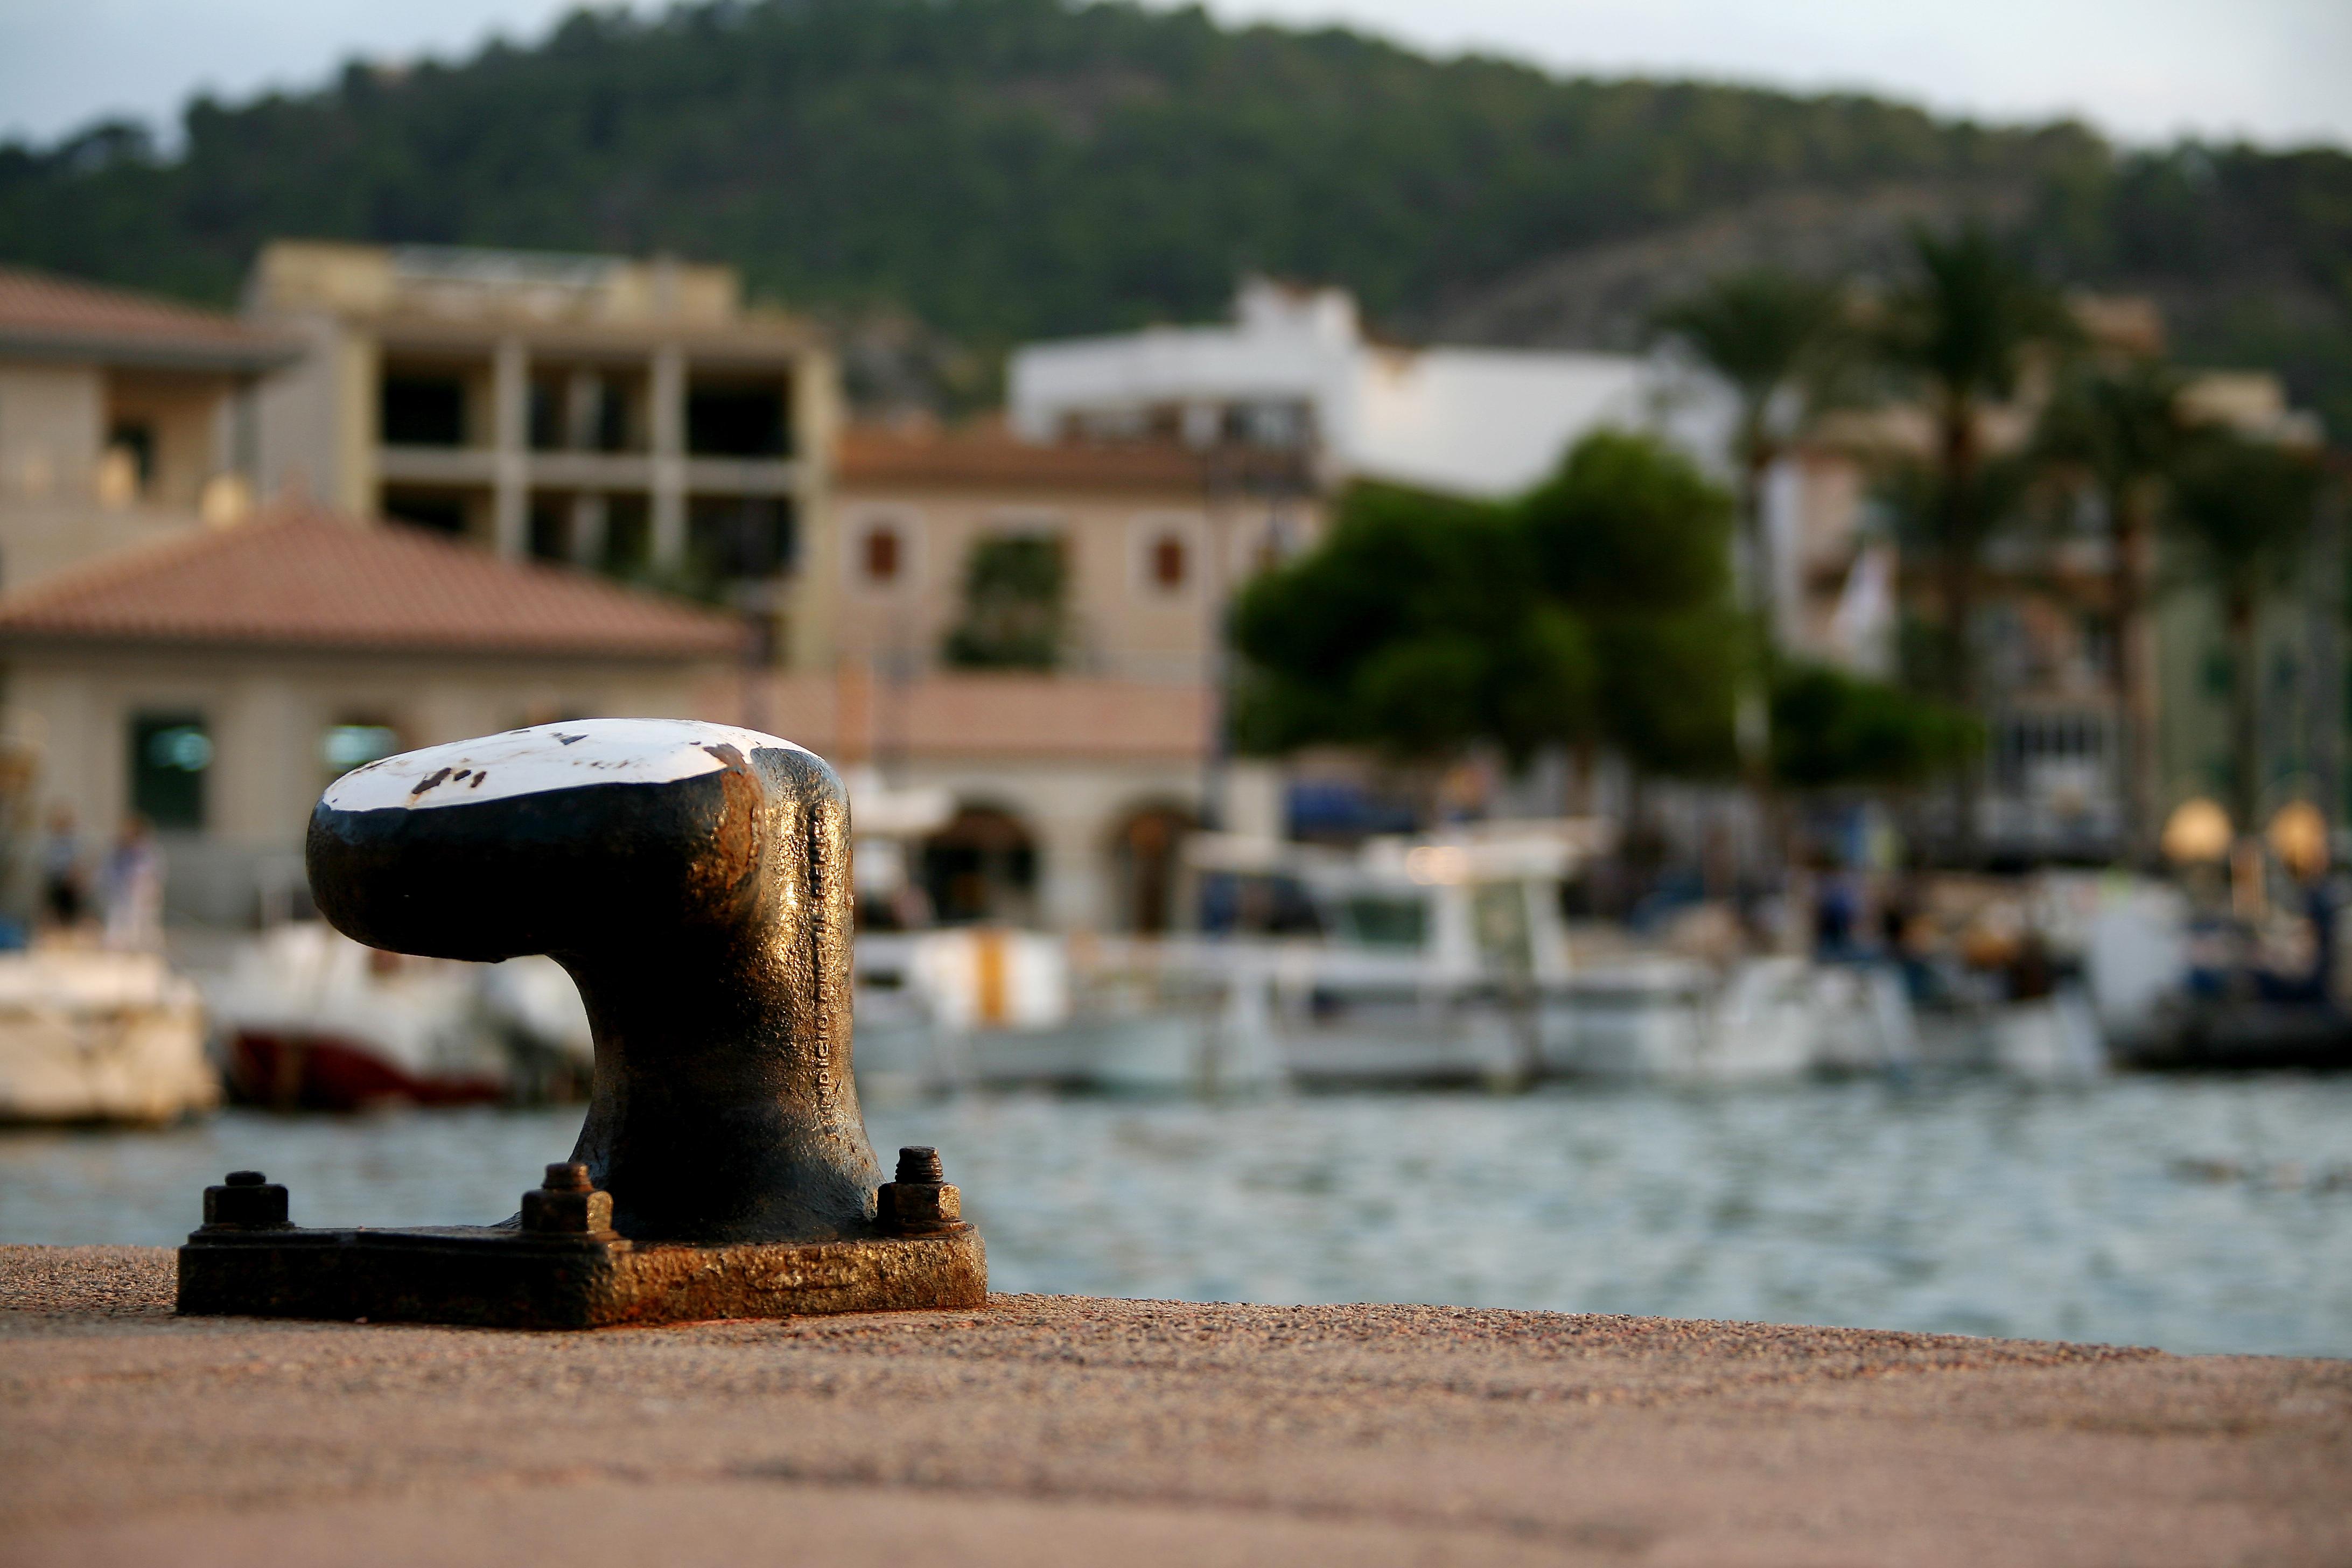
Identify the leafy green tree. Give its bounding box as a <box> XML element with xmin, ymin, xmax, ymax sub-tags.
<box><xmin>2031</xmin><ymin>358</ymin><xmax>2189</xmax><ymax>856</ymax></box>
<box><xmin>2166</xmin><ymin>434</ymin><xmax>2326</xmax><ymax>833</ymax></box>
<box><xmin>1769</xmin><ymin>664</ymin><xmax>1979</xmax><ymax>790</ymax></box>
<box><xmin>1229</xmin><ymin>484</ymin><xmax>1594</xmax><ymax>765</ymax></box>
<box><xmin>1592</xmin><ymin>609</ymin><xmax>1744</xmax><ymax>780</ymax></box>
<box><xmin>1517</xmin><ymin>429</ymin><xmax>1731</xmax><ymax>612</ymax></box>
<box><xmin>1233</xmin><ymin>432</ymin><xmax>1741</xmax><ymax>795</ymax></box>
<box><xmin>1518</xmin><ymin>431</ymin><xmax>1740</xmax><ymax>778</ymax></box>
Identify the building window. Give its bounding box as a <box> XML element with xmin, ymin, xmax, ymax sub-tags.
<box><xmin>321</xmin><ymin>723</ymin><xmax>401</xmax><ymax>780</ymax></box>
<box><xmin>528</xmin><ymin>499</ymin><xmax>569</xmax><ymax>562</ymax></box>
<box><xmin>1131</xmin><ymin>516</ymin><xmax>1201</xmax><ymax>596</ymax></box>
<box><xmin>1232</xmin><ymin>400</ymin><xmax>1310</xmax><ymax>449</ymax></box>
<box><xmin>688</xmin><ymin>497</ymin><xmax>795</xmax><ymax>580</ymax></box>
<box><xmin>594</xmin><ymin>382</ymin><xmax>631</xmax><ymax>452</ymax></box>
<box><xmin>2201</xmin><ymin>648</ymin><xmax>2234</xmax><ymax>701</ymax></box>
<box><xmin>687</xmin><ymin>383</ymin><xmax>789</xmax><ymax>457</ymax></box>
<box><xmin>527</xmin><ymin>381</ymin><xmax>564</xmax><ymax>451</ymax></box>
<box><xmin>1244</xmin><ymin>514</ymin><xmax>1304</xmax><ymax>576</ymax></box>
<box><xmin>2078</xmin><ymin>612</ymin><xmax>2115</xmax><ymax>681</ymax></box>
<box><xmin>130</xmin><ymin>714</ymin><xmax>211</xmax><ymax>831</ymax></box>
<box><xmin>381</xmin><ymin>376</ymin><xmax>467</xmax><ymax>447</ymax></box>
<box><xmin>848</xmin><ymin>514</ymin><xmax>920</xmax><ymax>596</ymax></box>
<box><xmin>921</xmin><ymin>806</ymin><xmax>1039</xmax><ymax>926</ymax></box>
<box><xmin>1149</xmin><ymin>533</ymin><xmax>1188</xmax><ymax>591</ymax></box>
<box><xmin>107</xmin><ymin>422</ymin><xmax>155</xmax><ymax>491</ymax></box>
<box><xmin>384</xmin><ymin>490</ymin><xmax>468</xmax><ymax>537</ymax></box>
<box><xmin>603</xmin><ymin>495</ymin><xmax>652</xmax><ymax>575</ymax></box>
<box><xmin>943</xmin><ymin>534</ymin><xmax>1066</xmax><ymax>670</ymax></box>
<box><xmin>864</xmin><ymin>527</ymin><xmax>902</xmax><ymax>583</ymax></box>
<box><xmin>1992</xmin><ymin>711</ymin><xmax>2110</xmax><ymax>794</ymax></box>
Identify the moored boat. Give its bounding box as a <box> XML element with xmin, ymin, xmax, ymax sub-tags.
<box><xmin>204</xmin><ymin>923</ymin><xmax>506</xmax><ymax>1110</ymax></box>
<box><xmin>0</xmin><ymin>947</ymin><xmax>217</xmax><ymax>1125</ymax></box>
<box><xmin>854</xmin><ymin>927</ymin><xmax>1269</xmax><ymax>1096</ymax></box>
<box><xmin>1184</xmin><ymin>823</ymin><xmax>1921</xmax><ymax>1086</ymax></box>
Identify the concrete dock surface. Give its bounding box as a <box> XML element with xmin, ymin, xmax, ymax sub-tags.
<box><xmin>4</xmin><ymin>1245</ymin><xmax>2348</xmax><ymax>1566</ymax></box>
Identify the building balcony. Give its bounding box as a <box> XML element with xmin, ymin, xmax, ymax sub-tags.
<box><xmin>715</xmin><ymin>669</ymin><xmax>1213</xmax><ymax>766</ymax></box>
<box><xmin>377</xmin><ymin>444</ymin><xmax>806</xmax><ymax>496</ymax></box>
<box><xmin>378</xmin><ymin>444</ymin><xmax>499</xmax><ymax>486</ymax></box>
<box><xmin>680</xmin><ymin>456</ymin><xmax>806</xmax><ymax>496</ymax></box>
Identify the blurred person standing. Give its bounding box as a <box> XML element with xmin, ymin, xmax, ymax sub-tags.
<box><xmin>100</xmin><ymin>817</ymin><xmax>163</xmax><ymax>953</ymax></box>
<box><xmin>38</xmin><ymin>806</ymin><xmax>87</xmax><ymax>933</ymax></box>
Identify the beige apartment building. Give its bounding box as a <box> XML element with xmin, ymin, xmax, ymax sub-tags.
<box><xmin>745</xmin><ymin>420</ymin><xmax>1318</xmax><ymax>930</ymax></box>
<box><xmin>830</xmin><ymin>418</ymin><xmax>1315</xmax><ymax>682</ymax></box>
<box><xmin>0</xmin><ymin>266</ymin><xmax>296</xmax><ymax>592</ymax></box>
<box><xmin>243</xmin><ymin>241</ymin><xmax>839</xmax><ymax>666</ymax></box>
<box><xmin>0</xmin><ymin>251</ymin><xmax>1334</xmax><ymax>935</ymax></box>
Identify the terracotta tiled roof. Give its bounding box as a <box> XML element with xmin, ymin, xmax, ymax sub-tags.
<box><xmin>0</xmin><ymin>265</ymin><xmax>295</xmax><ymax>370</ymax></box>
<box><xmin>838</xmin><ymin>422</ymin><xmax>1212</xmax><ymax>493</ymax></box>
<box><xmin>0</xmin><ymin>510</ymin><xmax>744</xmax><ymax>661</ymax></box>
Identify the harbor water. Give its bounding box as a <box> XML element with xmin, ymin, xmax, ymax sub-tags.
<box><xmin>5</xmin><ymin>1075</ymin><xmax>2349</xmax><ymax>1358</ymax></box>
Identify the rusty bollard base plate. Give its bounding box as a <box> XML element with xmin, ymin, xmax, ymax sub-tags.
<box><xmin>176</xmin><ymin>1226</ymin><xmax>986</xmax><ymax>1330</ymax></box>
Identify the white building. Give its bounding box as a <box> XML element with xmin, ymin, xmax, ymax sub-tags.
<box><xmin>1009</xmin><ymin>278</ymin><xmax>1731</xmax><ymax>500</ymax></box>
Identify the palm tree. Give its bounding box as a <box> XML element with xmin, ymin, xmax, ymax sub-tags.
<box><xmin>2033</xmin><ymin>359</ymin><xmax>2188</xmax><ymax>859</ymax></box>
<box><xmin>1874</xmin><ymin>223</ymin><xmax>2074</xmax><ymax>856</ymax></box>
<box><xmin>1651</xmin><ymin>271</ymin><xmax>1845</xmax><ymax>867</ymax></box>
<box><xmin>2167</xmin><ymin>433</ymin><xmax>2325</xmax><ymax>836</ymax></box>
<box><xmin>1652</xmin><ymin>270</ymin><xmax>1846</xmax><ymax>643</ymax></box>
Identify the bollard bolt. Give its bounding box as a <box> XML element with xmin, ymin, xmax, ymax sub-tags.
<box><xmin>521</xmin><ymin>1163</ymin><xmax>615</xmax><ymax>1236</ymax></box>
<box><xmin>877</xmin><ymin>1145</ymin><xmax>967</xmax><ymax>1236</ymax></box>
<box><xmin>203</xmin><ymin>1171</ymin><xmax>290</xmax><ymax>1229</ymax></box>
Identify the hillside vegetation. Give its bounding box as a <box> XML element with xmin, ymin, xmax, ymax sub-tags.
<box><xmin>2</xmin><ymin>0</ymin><xmax>2346</xmax><ymax>429</ymax></box>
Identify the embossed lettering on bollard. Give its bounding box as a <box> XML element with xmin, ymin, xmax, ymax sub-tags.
<box><xmin>176</xmin><ymin>719</ymin><xmax>986</xmax><ymax>1329</ymax></box>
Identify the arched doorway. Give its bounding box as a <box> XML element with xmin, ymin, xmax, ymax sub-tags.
<box><xmin>1109</xmin><ymin>804</ymin><xmax>1198</xmax><ymax>935</ymax></box>
<box><xmin>921</xmin><ymin>805</ymin><xmax>1038</xmax><ymax>926</ymax></box>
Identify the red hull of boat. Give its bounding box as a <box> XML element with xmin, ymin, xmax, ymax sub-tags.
<box><xmin>227</xmin><ymin>1031</ymin><xmax>505</xmax><ymax>1112</ymax></box>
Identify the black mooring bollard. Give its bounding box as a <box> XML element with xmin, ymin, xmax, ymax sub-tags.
<box><xmin>178</xmin><ymin>719</ymin><xmax>984</xmax><ymax>1328</ymax></box>
<box><xmin>306</xmin><ymin>718</ymin><xmax>879</xmax><ymax>1243</ymax></box>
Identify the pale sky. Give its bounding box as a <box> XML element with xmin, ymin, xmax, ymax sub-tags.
<box><xmin>1</xmin><ymin>0</ymin><xmax>2345</xmax><ymax>152</ymax></box>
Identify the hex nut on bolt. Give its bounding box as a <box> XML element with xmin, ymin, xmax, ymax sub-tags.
<box><xmin>520</xmin><ymin>1163</ymin><xmax>615</xmax><ymax>1235</ymax></box>
<box><xmin>877</xmin><ymin>1145</ymin><xmax>967</xmax><ymax>1235</ymax></box>
<box><xmin>202</xmin><ymin>1171</ymin><xmax>290</xmax><ymax>1229</ymax></box>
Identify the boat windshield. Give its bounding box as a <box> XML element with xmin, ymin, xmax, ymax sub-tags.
<box><xmin>1338</xmin><ymin>894</ymin><xmax>1429</xmax><ymax>950</ymax></box>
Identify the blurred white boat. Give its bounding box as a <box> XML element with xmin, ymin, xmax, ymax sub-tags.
<box><xmin>1184</xmin><ymin>824</ymin><xmax>1919</xmax><ymax>1086</ymax></box>
<box><xmin>204</xmin><ymin>923</ymin><xmax>507</xmax><ymax>1110</ymax></box>
<box><xmin>853</xmin><ymin>927</ymin><xmax>1276</xmax><ymax>1096</ymax></box>
<box><xmin>1551</xmin><ymin>955</ymin><xmax>1911</xmax><ymax>1083</ymax></box>
<box><xmin>0</xmin><ymin>947</ymin><xmax>217</xmax><ymax>1125</ymax></box>
<box><xmin>479</xmin><ymin>954</ymin><xmax>596</xmax><ymax>1101</ymax></box>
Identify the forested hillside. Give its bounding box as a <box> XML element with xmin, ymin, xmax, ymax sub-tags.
<box><xmin>2</xmin><ymin>0</ymin><xmax>2346</xmax><ymax>429</ymax></box>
